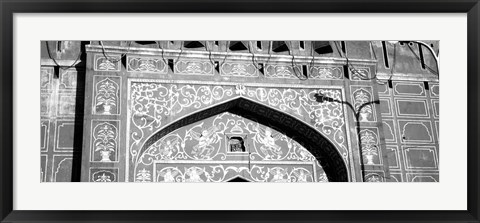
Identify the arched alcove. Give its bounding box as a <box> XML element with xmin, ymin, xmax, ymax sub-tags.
<box><xmin>228</xmin><ymin>176</ymin><xmax>251</xmax><ymax>182</ymax></box>
<box><xmin>138</xmin><ymin>97</ymin><xmax>349</xmax><ymax>182</ymax></box>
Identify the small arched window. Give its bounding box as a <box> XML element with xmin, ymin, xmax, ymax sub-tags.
<box><xmin>228</xmin><ymin>136</ymin><xmax>245</xmax><ymax>152</ymax></box>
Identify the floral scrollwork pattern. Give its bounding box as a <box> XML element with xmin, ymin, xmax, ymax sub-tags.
<box><xmin>221</xmin><ymin>63</ymin><xmax>258</xmax><ymax>77</ymax></box>
<box><xmin>95</xmin><ymin>55</ymin><xmax>120</xmax><ymax>71</ymax></box>
<box><xmin>91</xmin><ymin>170</ymin><xmax>117</xmax><ymax>182</ymax></box>
<box><xmin>94</xmin><ymin>78</ymin><xmax>119</xmax><ymax>115</ymax></box>
<box><xmin>359</xmin><ymin>129</ymin><xmax>379</xmax><ymax>165</ymax></box>
<box><xmin>175</xmin><ymin>61</ymin><xmax>214</xmax><ymax>75</ymax></box>
<box><xmin>127</xmin><ymin>57</ymin><xmax>168</xmax><ymax>74</ymax></box>
<box><xmin>353</xmin><ymin>88</ymin><xmax>374</xmax><ymax>122</ymax></box>
<box><xmin>152</xmin><ymin>165</ymin><xmax>326</xmax><ymax>183</ymax></box>
<box><xmin>92</xmin><ymin>122</ymin><xmax>118</xmax><ymax>162</ymax></box>
<box><xmin>129</xmin><ymin>81</ymin><xmax>348</xmax><ymax>180</ymax></box>
<box><xmin>265</xmin><ymin>65</ymin><xmax>302</xmax><ymax>78</ymax></box>
<box><xmin>134</xmin><ymin>112</ymin><xmax>331</xmax><ymax>182</ymax></box>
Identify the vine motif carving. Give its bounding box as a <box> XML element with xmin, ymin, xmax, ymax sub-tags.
<box><xmin>129</xmin><ymin>82</ymin><xmax>347</xmax><ymax>175</ymax></box>
<box><xmin>365</xmin><ymin>173</ymin><xmax>383</xmax><ymax>182</ymax></box>
<box><xmin>221</xmin><ymin>63</ymin><xmax>258</xmax><ymax>77</ymax></box>
<box><xmin>136</xmin><ymin>168</ymin><xmax>152</xmax><ymax>182</ymax></box>
<box><xmin>153</xmin><ymin>165</ymin><xmax>325</xmax><ymax>183</ymax></box>
<box><xmin>353</xmin><ymin>89</ymin><xmax>374</xmax><ymax>122</ymax></box>
<box><xmin>130</xmin><ymin>83</ymin><xmax>234</xmax><ymax>160</ymax></box>
<box><xmin>265</xmin><ymin>65</ymin><xmax>301</xmax><ymax>78</ymax></box>
<box><xmin>94</xmin><ymin>78</ymin><xmax>119</xmax><ymax>115</ymax></box>
<box><xmin>91</xmin><ymin>170</ymin><xmax>116</xmax><ymax>182</ymax></box>
<box><xmin>309</xmin><ymin>66</ymin><xmax>343</xmax><ymax>79</ymax></box>
<box><xmin>127</xmin><ymin>57</ymin><xmax>167</xmax><ymax>73</ymax></box>
<box><xmin>92</xmin><ymin>122</ymin><xmax>118</xmax><ymax>162</ymax></box>
<box><xmin>175</xmin><ymin>61</ymin><xmax>214</xmax><ymax>75</ymax></box>
<box><xmin>359</xmin><ymin>129</ymin><xmax>379</xmax><ymax>165</ymax></box>
<box><xmin>134</xmin><ymin>112</ymin><xmax>329</xmax><ymax>182</ymax></box>
<box><xmin>95</xmin><ymin>56</ymin><xmax>120</xmax><ymax>71</ymax></box>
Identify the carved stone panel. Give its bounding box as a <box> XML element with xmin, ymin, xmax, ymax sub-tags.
<box><xmin>351</xmin><ymin>86</ymin><xmax>376</xmax><ymax>122</ymax></box>
<box><xmin>128</xmin><ymin>81</ymin><xmax>349</xmax><ymax>172</ymax></box>
<box><xmin>41</xmin><ymin>155</ymin><xmax>47</xmax><ymax>182</ymax></box>
<box><xmin>41</xmin><ymin>67</ymin><xmax>54</xmax><ymax>92</ymax></box>
<box><xmin>265</xmin><ymin>64</ymin><xmax>302</xmax><ymax>79</ymax></box>
<box><xmin>349</xmin><ymin>67</ymin><xmax>371</xmax><ymax>81</ymax></box>
<box><xmin>382</xmin><ymin>119</ymin><xmax>397</xmax><ymax>143</ymax></box>
<box><xmin>359</xmin><ymin>128</ymin><xmax>381</xmax><ymax>165</ymax></box>
<box><xmin>52</xmin><ymin>155</ymin><xmax>73</xmax><ymax>182</ymax></box>
<box><xmin>152</xmin><ymin>162</ymin><xmax>325</xmax><ymax>183</ymax></box>
<box><xmin>377</xmin><ymin>83</ymin><xmax>389</xmax><ymax>96</ymax></box>
<box><xmin>93</xmin><ymin>76</ymin><xmax>121</xmax><ymax>115</ymax></box>
<box><xmin>309</xmin><ymin>66</ymin><xmax>343</xmax><ymax>79</ymax></box>
<box><xmin>432</xmin><ymin>99</ymin><xmax>439</xmax><ymax>118</ymax></box>
<box><xmin>90</xmin><ymin>168</ymin><xmax>118</xmax><ymax>182</ymax></box>
<box><xmin>379</xmin><ymin>98</ymin><xmax>393</xmax><ymax>117</ymax></box>
<box><xmin>364</xmin><ymin>172</ymin><xmax>384</xmax><ymax>182</ymax></box>
<box><xmin>91</xmin><ymin>120</ymin><xmax>119</xmax><ymax>162</ymax></box>
<box><xmin>386</xmin><ymin>146</ymin><xmax>400</xmax><ymax>169</ymax></box>
<box><xmin>174</xmin><ymin>61</ymin><xmax>214</xmax><ymax>75</ymax></box>
<box><xmin>41</xmin><ymin>120</ymin><xmax>49</xmax><ymax>152</ymax></box>
<box><xmin>393</xmin><ymin>82</ymin><xmax>426</xmax><ymax>97</ymax></box>
<box><xmin>430</xmin><ymin>84</ymin><xmax>439</xmax><ymax>98</ymax></box>
<box><xmin>402</xmin><ymin>146</ymin><xmax>438</xmax><ymax>170</ymax></box>
<box><xmin>57</xmin><ymin>94</ymin><xmax>77</xmax><ymax>116</ymax></box>
<box><xmin>55</xmin><ymin>121</ymin><xmax>75</xmax><ymax>152</ymax></box>
<box><xmin>395</xmin><ymin>99</ymin><xmax>430</xmax><ymax>118</ymax></box>
<box><xmin>398</xmin><ymin>120</ymin><xmax>434</xmax><ymax>144</ymax></box>
<box><xmin>387</xmin><ymin>172</ymin><xmax>403</xmax><ymax>182</ymax></box>
<box><xmin>127</xmin><ymin>56</ymin><xmax>168</xmax><ymax>74</ymax></box>
<box><xmin>41</xmin><ymin>93</ymin><xmax>51</xmax><ymax>116</ymax></box>
<box><xmin>59</xmin><ymin>69</ymin><xmax>78</xmax><ymax>90</ymax></box>
<box><xmin>128</xmin><ymin>80</ymin><xmax>352</xmax><ymax>182</ymax></box>
<box><xmin>94</xmin><ymin>54</ymin><xmax>121</xmax><ymax>72</ymax></box>
<box><xmin>406</xmin><ymin>173</ymin><xmax>438</xmax><ymax>182</ymax></box>
<box><xmin>220</xmin><ymin>62</ymin><xmax>258</xmax><ymax>77</ymax></box>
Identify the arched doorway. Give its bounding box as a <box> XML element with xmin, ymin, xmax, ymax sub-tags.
<box><xmin>228</xmin><ymin>176</ymin><xmax>250</xmax><ymax>182</ymax></box>
<box><xmin>135</xmin><ymin>97</ymin><xmax>349</xmax><ymax>182</ymax></box>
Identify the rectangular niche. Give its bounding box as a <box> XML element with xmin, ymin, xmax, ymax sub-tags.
<box><xmin>225</xmin><ymin>134</ymin><xmax>248</xmax><ymax>154</ymax></box>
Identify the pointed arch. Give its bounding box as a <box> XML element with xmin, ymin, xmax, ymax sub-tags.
<box><xmin>140</xmin><ymin>97</ymin><xmax>349</xmax><ymax>182</ymax></box>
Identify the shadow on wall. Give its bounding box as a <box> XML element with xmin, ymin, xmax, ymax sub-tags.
<box><xmin>70</xmin><ymin>41</ymin><xmax>89</xmax><ymax>182</ymax></box>
<box><xmin>314</xmin><ymin>93</ymin><xmax>391</xmax><ymax>181</ymax></box>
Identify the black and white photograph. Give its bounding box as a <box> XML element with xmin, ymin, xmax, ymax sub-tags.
<box><xmin>40</xmin><ymin>40</ymin><xmax>440</xmax><ymax>183</ymax></box>
<box><xmin>3</xmin><ymin>3</ymin><xmax>477</xmax><ymax>221</ymax></box>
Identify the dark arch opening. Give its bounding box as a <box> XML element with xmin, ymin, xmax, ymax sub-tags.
<box><xmin>228</xmin><ymin>176</ymin><xmax>251</xmax><ymax>182</ymax></box>
<box><xmin>140</xmin><ymin>97</ymin><xmax>349</xmax><ymax>182</ymax></box>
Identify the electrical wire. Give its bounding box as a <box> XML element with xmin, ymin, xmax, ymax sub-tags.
<box><xmin>175</xmin><ymin>42</ymin><xmax>184</xmax><ymax>63</ymax></box>
<box><xmin>333</xmin><ymin>41</ymin><xmax>381</xmax><ymax>81</ymax></box>
<box><xmin>370</xmin><ymin>41</ymin><xmax>396</xmax><ymax>85</ymax></box>
<box><xmin>247</xmin><ymin>41</ymin><xmax>261</xmax><ymax>71</ymax></box>
<box><xmin>388</xmin><ymin>42</ymin><xmax>397</xmax><ymax>83</ymax></box>
<box><xmin>285</xmin><ymin>41</ymin><xmax>307</xmax><ymax>80</ymax></box>
<box><xmin>309</xmin><ymin>42</ymin><xmax>316</xmax><ymax>71</ymax></box>
<box><xmin>45</xmin><ymin>41</ymin><xmax>82</xmax><ymax>70</ymax></box>
<box><xmin>155</xmin><ymin>41</ymin><xmax>169</xmax><ymax>65</ymax></box>
<box><xmin>99</xmin><ymin>41</ymin><xmax>131</xmax><ymax>63</ymax></box>
<box><xmin>406</xmin><ymin>43</ymin><xmax>439</xmax><ymax>76</ymax></box>
<box><xmin>220</xmin><ymin>41</ymin><xmax>229</xmax><ymax>67</ymax></box>
<box><xmin>204</xmin><ymin>41</ymin><xmax>216</xmax><ymax>66</ymax></box>
<box><xmin>265</xmin><ymin>41</ymin><xmax>273</xmax><ymax>70</ymax></box>
<box><xmin>334</xmin><ymin>41</ymin><xmax>366</xmax><ymax>80</ymax></box>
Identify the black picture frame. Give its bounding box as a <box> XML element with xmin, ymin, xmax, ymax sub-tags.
<box><xmin>1</xmin><ymin>0</ymin><xmax>479</xmax><ymax>222</ymax></box>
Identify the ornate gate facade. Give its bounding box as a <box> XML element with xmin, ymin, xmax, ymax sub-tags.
<box><xmin>79</xmin><ymin>41</ymin><xmax>392</xmax><ymax>182</ymax></box>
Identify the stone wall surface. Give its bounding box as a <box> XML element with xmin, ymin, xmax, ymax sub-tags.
<box><xmin>40</xmin><ymin>41</ymin><xmax>439</xmax><ymax>182</ymax></box>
